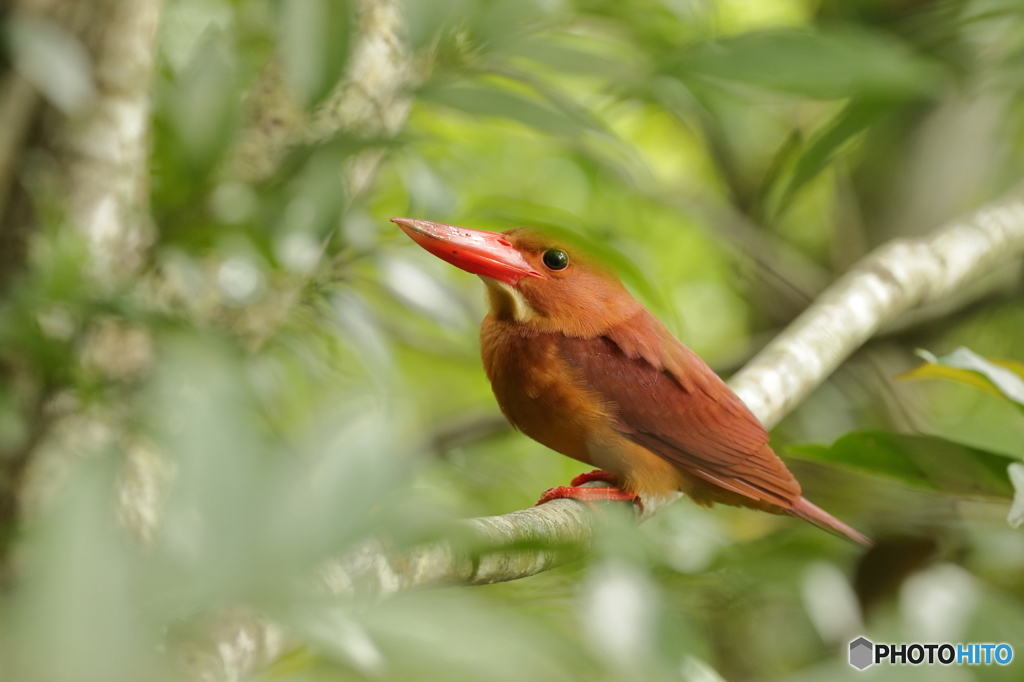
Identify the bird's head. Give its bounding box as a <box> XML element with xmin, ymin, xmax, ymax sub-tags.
<box><xmin>392</xmin><ymin>218</ymin><xmax>642</xmax><ymax>335</ymax></box>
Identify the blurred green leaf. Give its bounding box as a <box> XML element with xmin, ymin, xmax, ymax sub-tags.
<box><xmin>279</xmin><ymin>0</ymin><xmax>352</xmax><ymax>107</ymax></box>
<box><xmin>787</xmin><ymin>431</ymin><xmax>1015</xmax><ymax>498</ymax></box>
<box><xmin>1009</xmin><ymin>463</ymin><xmax>1024</xmax><ymax>529</ymax></box>
<box><xmin>403</xmin><ymin>0</ymin><xmax>557</xmax><ymax>51</ymax></box>
<box><xmin>476</xmin><ymin>65</ymin><xmax>612</xmax><ymax>136</ymax></box>
<box><xmin>418</xmin><ymin>83</ymin><xmax>586</xmax><ymax>137</ymax></box>
<box><xmin>671</xmin><ymin>27</ymin><xmax>943</xmax><ymax>99</ymax></box>
<box><xmin>399</xmin><ymin>0</ymin><xmax>470</xmax><ymax>50</ymax></box>
<box><xmin>164</xmin><ymin>31</ymin><xmax>240</xmax><ymax>172</ymax></box>
<box><xmin>498</xmin><ymin>37</ymin><xmax>637</xmax><ymax>80</ymax></box>
<box><xmin>902</xmin><ymin>347</ymin><xmax>1024</xmax><ymax>408</ymax></box>
<box><xmin>759</xmin><ymin>98</ymin><xmax>893</xmax><ymax>223</ymax></box>
<box><xmin>7</xmin><ymin>456</ymin><xmax>168</xmax><ymax>681</ymax></box>
<box><xmin>6</xmin><ymin>14</ymin><xmax>96</xmax><ymax>115</ymax></box>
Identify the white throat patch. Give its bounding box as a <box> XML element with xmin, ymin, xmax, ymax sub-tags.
<box><xmin>481</xmin><ymin>277</ymin><xmax>539</xmax><ymax>322</ymax></box>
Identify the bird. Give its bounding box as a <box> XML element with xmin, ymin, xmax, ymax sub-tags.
<box><xmin>392</xmin><ymin>217</ymin><xmax>872</xmax><ymax>546</ymax></box>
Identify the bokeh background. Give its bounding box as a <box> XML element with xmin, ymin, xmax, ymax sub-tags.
<box><xmin>2</xmin><ymin>0</ymin><xmax>1024</xmax><ymax>680</ymax></box>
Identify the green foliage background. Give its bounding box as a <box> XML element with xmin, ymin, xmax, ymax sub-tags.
<box><xmin>3</xmin><ymin>0</ymin><xmax>1024</xmax><ymax>680</ymax></box>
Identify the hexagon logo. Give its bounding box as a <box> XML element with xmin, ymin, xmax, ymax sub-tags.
<box><xmin>849</xmin><ymin>637</ymin><xmax>874</xmax><ymax>670</ymax></box>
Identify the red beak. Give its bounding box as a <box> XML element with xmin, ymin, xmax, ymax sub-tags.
<box><xmin>392</xmin><ymin>218</ymin><xmax>545</xmax><ymax>285</ymax></box>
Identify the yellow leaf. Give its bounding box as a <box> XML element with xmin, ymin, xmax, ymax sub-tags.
<box><xmin>992</xmin><ymin>357</ymin><xmax>1024</xmax><ymax>380</ymax></box>
<box><xmin>900</xmin><ymin>347</ymin><xmax>1024</xmax><ymax>406</ymax></box>
<box><xmin>898</xmin><ymin>363</ymin><xmax>1007</xmax><ymax>398</ymax></box>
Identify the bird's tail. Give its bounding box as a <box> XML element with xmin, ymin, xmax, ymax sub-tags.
<box><xmin>789</xmin><ymin>496</ymin><xmax>873</xmax><ymax>547</ymax></box>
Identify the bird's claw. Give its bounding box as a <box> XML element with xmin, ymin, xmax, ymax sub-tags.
<box><xmin>569</xmin><ymin>469</ymin><xmax>622</xmax><ymax>487</ymax></box>
<box><xmin>534</xmin><ymin>483</ymin><xmax>643</xmax><ymax>515</ymax></box>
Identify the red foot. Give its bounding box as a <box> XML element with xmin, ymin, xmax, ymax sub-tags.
<box><xmin>534</xmin><ymin>483</ymin><xmax>644</xmax><ymax>515</ymax></box>
<box><xmin>570</xmin><ymin>469</ymin><xmax>621</xmax><ymax>487</ymax></box>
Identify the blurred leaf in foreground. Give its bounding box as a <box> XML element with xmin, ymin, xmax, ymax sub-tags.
<box><xmin>902</xmin><ymin>346</ymin><xmax>1024</xmax><ymax>408</ymax></box>
<box><xmin>1008</xmin><ymin>463</ymin><xmax>1024</xmax><ymax>529</ymax></box>
<box><xmin>669</xmin><ymin>27</ymin><xmax>943</xmax><ymax>99</ymax></box>
<box><xmin>757</xmin><ymin>98</ymin><xmax>893</xmax><ymax>224</ymax></box>
<box><xmin>279</xmin><ymin>0</ymin><xmax>352</xmax><ymax>107</ymax></box>
<box><xmin>787</xmin><ymin>431</ymin><xmax>1015</xmax><ymax>498</ymax></box>
<box><xmin>418</xmin><ymin>83</ymin><xmax>589</xmax><ymax>138</ymax></box>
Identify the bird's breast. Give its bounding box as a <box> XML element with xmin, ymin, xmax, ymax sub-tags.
<box><xmin>480</xmin><ymin>319</ymin><xmax>689</xmax><ymax>503</ymax></box>
<box><xmin>480</xmin><ymin>321</ymin><xmax>610</xmax><ymax>465</ymax></box>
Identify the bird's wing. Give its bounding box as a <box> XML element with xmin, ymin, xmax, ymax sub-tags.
<box><xmin>558</xmin><ymin>310</ymin><xmax>801</xmax><ymax>507</ymax></box>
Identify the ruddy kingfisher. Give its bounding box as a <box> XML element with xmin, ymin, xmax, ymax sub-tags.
<box><xmin>393</xmin><ymin>217</ymin><xmax>871</xmax><ymax>546</ymax></box>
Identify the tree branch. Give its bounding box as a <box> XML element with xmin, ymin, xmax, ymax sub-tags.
<box><xmin>226</xmin><ymin>0</ymin><xmax>418</xmax><ymax>200</ymax></box>
<box><xmin>320</xmin><ymin>497</ymin><xmax>597</xmax><ymax>600</ymax></box>
<box><xmin>729</xmin><ymin>189</ymin><xmax>1024</xmax><ymax>429</ymax></box>
<box><xmin>51</xmin><ymin>0</ymin><xmax>163</xmax><ymax>284</ymax></box>
<box><xmin>0</xmin><ymin>0</ymin><xmax>164</xmax><ymax>572</ymax></box>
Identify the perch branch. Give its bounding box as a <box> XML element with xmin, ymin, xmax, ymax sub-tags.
<box><xmin>729</xmin><ymin>189</ymin><xmax>1024</xmax><ymax>429</ymax></box>
<box><xmin>320</xmin><ymin>497</ymin><xmax>598</xmax><ymax>600</ymax></box>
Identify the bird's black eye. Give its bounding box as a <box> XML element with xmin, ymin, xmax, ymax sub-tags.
<box><xmin>542</xmin><ymin>249</ymin><xmax>569</xmax><ymax>271</ymax></box>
